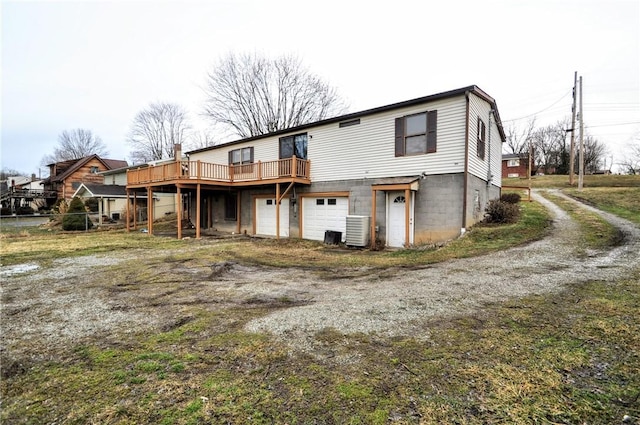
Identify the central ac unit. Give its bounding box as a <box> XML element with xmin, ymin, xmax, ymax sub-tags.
<box><xmin>345</xmin><ymin>215</ymin><xmax>370</xmax><ymax>247</ymax></box>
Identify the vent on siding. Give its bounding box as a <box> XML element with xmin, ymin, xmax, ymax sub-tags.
<box><xmin>346</xmin><ymin>215</ymin><xmax>371</xmax><ymax>247</ymax></box>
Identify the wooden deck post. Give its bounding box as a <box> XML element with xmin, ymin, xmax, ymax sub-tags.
<box><xmin>291</xmin><ymin>155</ymin><xmax>297</xmax><ymax>177</ymax></box>
<box><xmin>276</xmin><ymin>183</ymin><xmax>280</xmax><ymax>240</ymax></box>
<box><xmin>196</xmin><ymin>184</ymin><xmax>201</xmax><ymax>239</ymax></box>
<box><xmin>177</xmin><ymin>186</ymin><xmax>182</xmax><ymax>240</ymax></box>
<box><xmin>147</xmin><ymin>186</ymin><xmax>153</xmax><ymax>236</ymax></box>
<box><xmin>371</xmin><ymin>189</ymin><xmax>377</xmax><ymax>249</ymax></box>
<box><xmin>126</xmin><ymin>190</ymin><xmax>130</xmax><ymax>232</ymax></box>
<box><xmin>133</xmin><ymin>192</ymin><xmax>137</xmax><ymax>230</ymax></box>
<box><xmin>404</xmin><ymin>188</ymin><xmax>411</xmax><ymax>248</ymax></box>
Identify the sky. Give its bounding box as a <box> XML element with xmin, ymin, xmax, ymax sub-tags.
<box><xmin>1</xmin><ymin>0</ymin><xmax>639</xmax><ymax>176</ymax></box>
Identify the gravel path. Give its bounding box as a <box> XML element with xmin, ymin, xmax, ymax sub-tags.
<box><xmin>1</xmin><ymin>192</ymin><xmax>638</xmax><ymax>358</ymax></box>
<box><xmin>244</xmin><ymin>190</ymin><xmax>640</xmax><ymax>350</ymax></box>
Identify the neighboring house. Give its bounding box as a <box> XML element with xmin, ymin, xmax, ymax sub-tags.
<box><xmin>502</xmin><ymin>153</ymin><xmax>531</xmax><ymax>178</ymax></box>
<box><xmin>43</xmin><ymin>155</ymin><xmax>128</xmax><ymax>203</ymax></box>
<box><xmin>126</xmin><ymin>85</ymin><xmax>506</xmax><ymax>247</ymax></box>
<box><xmin>1</xmin><ymin>175</ymin><xmax>55</xmax><ymax>212</ymax></box>
<box><xmin>72</xmin><ymin>164</ymin><xmax>177</xmax><ymax>223</ymax></box>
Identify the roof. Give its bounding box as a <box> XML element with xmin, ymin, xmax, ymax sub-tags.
<box><xmin>187</xmin><ymin>85</ymin><xmax>506</xmax><ymax>155</ymax></box>
<box><xmin>502</xmin><ymin>153</ymin><xmax>529</xmax><ymax>160</ymax></box>
<box><xmin>73</xmin><ymin>183</ymin><xmax>151</xmax><ymax>200</ymax></box>
<box><xmin>72</xmin><ymin>183</ymin><xmax>133</xmax><ymax>198</ymax></box>
<box><xmin>48</xmin><ymin>155</ymin><xmax>128</xmax><ymax>182</ymax></box>
<box><xmin>502</xmin><ymin>153</ymin><xmax>520</xmax><ymax>160</ymax></box>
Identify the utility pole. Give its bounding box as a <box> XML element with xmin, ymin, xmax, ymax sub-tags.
<box><xmin>569</xmin><ymin>71</ymin><xmax>577</xmax><ymax>185</ymax></box>
<box><xmin>578</xmin><ymin>76</ymin><xmax>584</xmax><ymax>190</ymax></box>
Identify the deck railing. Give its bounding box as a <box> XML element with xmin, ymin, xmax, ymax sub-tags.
<box><xmin>127</xmin><ymin>157</ymin><xmax>310</xmax><ymax>186</ymax></box>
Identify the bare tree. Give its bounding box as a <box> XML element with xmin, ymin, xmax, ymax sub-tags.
<box><xmin>41</xmin><ymin>129</ymin><xmax>109</xmax><ymax>165</ymax></box>
<box><xmin>531</xmin><ymin>119</ymin><xmax>570</xmax><ymax>174</ymax></box>
<box><xmin>580</xmin><ymin>135</ymin><xmax>609</xmax><ymax>174</ymax></box>
<box><xmin>504</xmin><ymin>118</ymin><xmax>536</xmax><ymax>154</ymax></box>
<box><xmin>127</xmin><ymin>102</ymin><xmax>191</xmax><ymax>164</ymax></box>
<box><xmin>618</xmin><ymin>136</ymin><xmax>640</xmax><ymax>174</ymax></box>
<box><xmin>203</xmin><ymin>52</ymin><xmax>348</xmax><ymax>138</ymax></box>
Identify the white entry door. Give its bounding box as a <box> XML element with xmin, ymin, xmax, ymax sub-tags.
<box><xmin>387</xmin><ymin>191</ymin><xmax>414</xmax><ymax>247</ymax></box>
<box><xmin>255</xmin><ymin>198</ymin><xmax>289</xmax><ymax>237</ymax></box>
<box><xmin>302</xmin><ymin>196</ymin><xmax>349</xmax><ymax>241</ymax></box>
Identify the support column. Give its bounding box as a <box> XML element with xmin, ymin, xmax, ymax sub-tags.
<box><xmin>236</xmin><ymin>192</ymin><xmax>241</xmax><ymax>234</ymax></box>
<box><xmin>276</xmin><ymin>183</ymin><xmax>280</xmax><ymax>240</ymax></box>
<box><xmin>147</xmin><ymin>187</ymin><xmax>153</xmax><ymax>236</ymax></box>
<box><xmin>177</xmin><ymin>186</ymin><xmax>182</xmax><ymax>239</ymax></box>
<box><xmin>404</xmin><ymin>188</ymin><xmax>411</xmax><ymax>248</ymax></box>
<box><xmin>133</xmin><ymin>192</ymin><xmax>137</xmax><ymax>230</ymax></box>
<box><xmin>370</xmin><ymin>189</ymin><xmax>377</xmax><ymax>249</ymax></box>
<box><xmin>196</xmin><ymin>184</ymin><xmax>201</xmax><ymax>239</ymax></box>
<box><xmin>98</xmin><ymin>197</ymin><xmax>103</xmax><ymax>225</ymax></box>
<box><xmin>126</xmin><ymin>190</ymin><xmax>130</xmax><ymax>232</ymax></box>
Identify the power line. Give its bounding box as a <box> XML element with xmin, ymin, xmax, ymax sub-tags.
<box><xmin>502</xmin><ymin>90</ymin><xmax>572</xmax><ymax>122</ymax></box>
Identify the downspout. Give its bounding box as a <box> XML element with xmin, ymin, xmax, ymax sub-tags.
<box><xmin>462</xmin><ymin>91</ymin><xmax>470</xmax><ymax>234</ymax></box>
<box><xmin>487</xmin><ymin>108</ymin><xmax>493</xmax><ymax>186</ymax></box>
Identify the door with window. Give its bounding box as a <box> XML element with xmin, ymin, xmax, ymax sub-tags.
<box><xmin>386</xmin><ymin>191</ymin><xmax>414</xmax><ymax>247</ymax></box>
<box><xmin>279</xmin><ymin>133</ymin><xmax>307</xmax><ymax>176</ymax></box>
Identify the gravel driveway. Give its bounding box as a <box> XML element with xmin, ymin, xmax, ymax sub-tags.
<box><xmin>2</xmin><ymin>191</ymin><xmax>638</xmax><ymax>358</ymax></box>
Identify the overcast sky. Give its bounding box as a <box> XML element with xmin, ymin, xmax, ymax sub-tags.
<box><xmin>2</xmin><ymin>0</ymin><xmax>638</xmax><ymax>176</ymax></box>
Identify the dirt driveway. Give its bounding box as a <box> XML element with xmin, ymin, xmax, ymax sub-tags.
<box><xmin>2</xmin><ymin>191</ymin><xmax>639</xmax><ymax>360</ymax></box>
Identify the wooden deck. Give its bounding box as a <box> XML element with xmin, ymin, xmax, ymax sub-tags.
<box><xmin>127</xmin><ymin>157</ymin><xmax>311</xmax><ymax>188</ymax></box>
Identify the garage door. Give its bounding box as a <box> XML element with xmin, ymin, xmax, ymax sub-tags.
<box><xmin>302</xmin><ymin>197</ymin><xmax>349</xmax><ymax>241</ymax></box>
<box><xmin>255</xmin><ymin>198</ymin><xmax>289</xmax><ymax>237</ymax></box>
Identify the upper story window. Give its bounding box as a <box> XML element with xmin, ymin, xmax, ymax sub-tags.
<box><xmin>228</xmin><ymin>147</ymin><xmax>254</xmax><ymax>165</ymax></box>
<box><xmin>507</xmin><ymin>158</ymin><xmax>520</xmax><ymax>167</ymax></box>
<box><xmin>90</xmin><ymin>166</ymin><xmax>100</xmax><ymax>173</ymax></box>
<box><xmin>477</xmin><ymin>117</ymin><xmax>486</xmax><ymax>160</ymax></box>
<box><xmin>279</xmin><ymin>133</ymin><xmax>307</xmax><ymax>160</ymax></box>
<box><xmin>395</xmin><ymin>110</ymin><xmax>437</xmax><ymax>157</ymax></box>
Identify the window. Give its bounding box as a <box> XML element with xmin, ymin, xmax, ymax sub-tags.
<box><xmin>507</xmin><ymin>158</ymin><xmax>520</xmax><ymax>167</ymax></box>
<box><xmin>90</xmin><ymin>166</ymin><xmax>99</xmax><ymax>173</ymax></box>
<box><xmin>316</xmin><ymin>199</ymin><xmax>325</xmax><ymax>205</ymax></box>
<box><xmin>395</xmin><ymin>110</ymin><xmax>437</xmax><ymax>156</ymax></box>
<box><xmin>229</xmin><ymin>147</ymin><xmax>254</xmax><ymax>173</ymax></box>
<box><xmin>279</xmin><ymin>133</ymin><xmax>308</xmax><ymax>159</ymax></box>
<box><xmin>224</xmin><ymin>193</ymin><xmax>237</xmax><ymax>220</ymax></box>
<box><xmin>339</xmin><ymin>118</ymin><xmax>360</xmax><ymax>128</ymax></box>
<box><xmin>327</xmin><ymin>199</ymin><xmax>337</xmax><ymax>205</ymax></box>
<box><xmin>229</xmin><ymin>147</ymin><xmax>253</xmax><ymax>165</ymax></box>
<box><xmin>477</xmin><ymin>117</ymin><xmax>486</xmax><ymax>159</ymax></box>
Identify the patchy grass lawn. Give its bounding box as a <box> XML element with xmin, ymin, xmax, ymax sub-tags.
<box><xmin>541</xmin><ymin>191</ymin><xmax>623</xmax><ymax>253</ymax></box>
<box><xmin>0</xmin><ymin>200</ymin><xmax>551</xmax><ymax>269</ymax></box>
<box><xmin>504</xmin><ymin>174</ymin><xmax>640</xmax><ymax>188</ymax></box>
<box><xmin>2</xmin><ymin>193</ymin><xmax>638</xmax><ymax>424</ymax></box>
<box><xmin>3</xmin><ymin>271</ymin><xmax>638</xmax><ymax>424</ymax></box>
<box><xmin>563</xmin><ymin>187</ymin><xmax>640</xmax><ymax>226</ymax></box>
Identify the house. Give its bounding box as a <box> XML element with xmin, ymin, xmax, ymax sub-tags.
<box><xmin>125</xmin><ymin>85</ymin><xmax>506</xmax><ymax>247</ymax></box>
<box><xmin>502</xmin><ymin>153</ymin><xmax>531</xmax><ymax>178</ymax></box>
<box><xmin>73</xmin><ymin>163</ymin><xmax>176</xmax><ymax>224</ymax></box>
<box><xmin>1</xmin><ymin>175</ymin><xmax>56</xmax><ymax>213</ymax></box>
<box><xmin>43</xmin><ymin>155</ymin><xmax>128</xmax><ymax>204</ymax></box>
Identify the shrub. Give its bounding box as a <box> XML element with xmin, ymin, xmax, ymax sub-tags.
<box><xmin>500</xmin><ymin>193</ymin><xmax>521</xmax><ymax>204</ymax></box>
<box><xmin>84</xmin><ymin>198</ymin><xmax>99</xmax><ymax>212</ymax></box>
<box><xmin>484</xmin><ymin>199</ymin><xmax>520</xmax><ymax>224</ymax></box>
<box><xmin>62</xmin><ymin>196</ymin><xmax>93</xmax><ymax>231</ymax></box>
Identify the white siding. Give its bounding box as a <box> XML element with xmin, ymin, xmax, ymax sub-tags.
<box><xmin>309</xmin><ymin>96</ymin><xmax>467</xmax><ymax>182</ymax></box>
<box><xmin>467</xmin><ymin>93</ymin><xmax>503</xmax><ymax>187</ymax></box>
<box><xmin>189</xmin><ymin>94</ymin><xmax>471</xmax><ymax>182</ymax></box>
<box><xmin>191</xmin><ymin>138</ymin><xmax>280</xmax><ymax>164</ymax></box>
